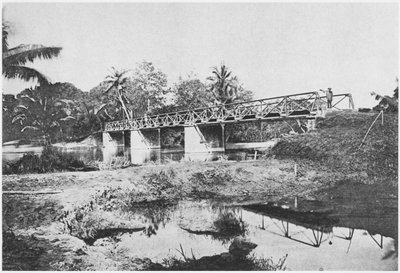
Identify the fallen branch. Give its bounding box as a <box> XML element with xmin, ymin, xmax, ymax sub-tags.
<box><xmin>358</xmin><ymin>111</ymin><xmax>383</xmax><ymax>149</ymax></box>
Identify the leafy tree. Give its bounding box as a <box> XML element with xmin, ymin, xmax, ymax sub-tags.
<box><xmin>206</xmin><ymin>64</ymin><xmax>253</xmax><ymax>104</ymax></box>
<box><xmin>171</xmin><ymin>75</ymin><xmax>214</xmax><ymax>110</ymax></box>
<box><xmin>89</xmin><ymin>62</ymin><xmax>168</xmax><ymax>120</ymax></box>
<box><xmin>2</xmin><ymin>21</ymin><xmax>62</xmax><ymax>85</ymax></box>
<box><xmin>127</xmin><ymin>61</ymin><xmax>168</xmax><ymax>116</ymax></box>
<box><xmin>12</xmin><ymin>84</ymin><xmax>77</xmax><ymax>144</ymax></box>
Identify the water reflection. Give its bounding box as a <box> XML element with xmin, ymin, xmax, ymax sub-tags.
<box><xmin>110</xmin><ymin>199</ymin><xmax>397</xmax><ymax>270</ymax></box>
<box><xmin>123</xmin><ymin>200</ymin><xmax>178</xmax><ymax>238</ymax></box>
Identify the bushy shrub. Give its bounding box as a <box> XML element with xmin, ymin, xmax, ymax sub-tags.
<box><xmin>146</xmin><ymin>169</ymin><xmax>177</xmax><ymax>196</ymax></box>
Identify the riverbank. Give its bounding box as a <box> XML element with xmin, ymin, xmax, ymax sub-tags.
<box><xmin>3</xmin><ymin>157</ymin><xmax>398</xmax><ymax>270</ymax></box>
<box><xmin>2</xmin><ymin>111</ymin><xmax>398</xmax><ymax>270</ymax></box>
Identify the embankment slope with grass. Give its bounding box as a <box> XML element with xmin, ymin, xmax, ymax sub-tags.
<box><xmin>272</xmin><ymin>110</ymin><xmax>398</xmax><ymax>186</ymax></box>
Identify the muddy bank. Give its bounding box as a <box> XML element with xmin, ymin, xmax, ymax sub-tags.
<box><xmin>2</xmin><ymin>153</ymin><xmax>397</xmax><ymax>270</ymax></box>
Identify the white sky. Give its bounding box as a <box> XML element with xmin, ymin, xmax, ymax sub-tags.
<box><xmin>2</xmin><ymin>2</ymin><xmax>399</xmax><ymax>108</ymax></box>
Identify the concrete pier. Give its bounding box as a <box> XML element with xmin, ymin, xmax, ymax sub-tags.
<box><xmin>130</xmin><ymin>130</ymin><xmax>151</xmax><ymax>165</ymax></box>
<box><xmin>184</xmin><ymin>124</ymin><xmax>225</xmax><ymax>161</ymax></box>
<box><xmin>102</xmin><ymin>132</ymin><xmax>119</xmax><ymax>163</ymax></box>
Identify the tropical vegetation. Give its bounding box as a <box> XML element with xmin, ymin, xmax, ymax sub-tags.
<box><xmin>371</xmin><ymin>78</ymin><xmax>398</xmax><ymax>112</ymax></box>
<box><xmin>2</xmin><ymin>21</ymin><xmax>62</xmax><ymax>85</ymax></box>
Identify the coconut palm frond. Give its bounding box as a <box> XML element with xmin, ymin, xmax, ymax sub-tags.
<box><xmin>103</xmin><ymin>109</ymin><xmax>112</xmax><ymax>119</ymax></box>
<box><xmin>3</xmin><ymin>44</ymin><xmax>62</xmax><ymax>66</ymax></box>
<box><xmin>59</xmin><ymin>116</ymin><xmax>76</xmax><ymax>121</ymax></box>
<box><xmin>57</xmin><ymin>99</ymin><xmax>75</xmax><ymax>105</ymax></box>
<box><xmin>212</xmin><ymin>70</ymin><xmax>221</xmax><ymax>80</ymax></box>
<box><xmin>118</xmin><ymin>69</ymin><xmax>131</xmax><ymax>77</ymax></box>
<box><xmin>12</xmin><ymin>114</ymin><xmax>26</xmax><ymax>124</ymax></box>
<box><xmin>104</xmin><ymin>83</ymin><xmax>115</xmax><ymax>94</ymax></box>
<box><xmin>2</xmin><ymin>22</ymin><xmax>9</xmax><ymax>53</ymax></box>
<box><xmin>15</xmin><ymin>104</ymin><xmax>28</xmax><ymax>110</ymax></box>
<box><xmin>93</xmin><ymin>103</ymin><xmax>107</xmax><ymax>115</ymax></box>
<box><xmin>3</xmin><ymin>65</ymin><xmax>50</xmax><ymax>85</ymax></box>
<box><xmin>21</xmin><ymin>126</ymin><xmax>39</xmax><ymax>132</ymax></box>
<box><xmin>20</xmin><ymin>94</ymin><xmax>36</xmax><ymax>102</ymax></box>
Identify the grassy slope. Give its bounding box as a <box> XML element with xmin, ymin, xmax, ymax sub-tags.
<box><xmin>272</xmin><ymin>111</ymin><xmax>398</xmax><ymax>186</ymax></box>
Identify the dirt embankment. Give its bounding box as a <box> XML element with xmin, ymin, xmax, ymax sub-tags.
<box><xmin>272</xmin><ymin>111</ymin><xmax>398</xmax><ymax>186</ymax></box>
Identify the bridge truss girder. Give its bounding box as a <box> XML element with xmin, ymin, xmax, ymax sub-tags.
<box><xmin>105</xmin><ymin>91</ymin><xmax>354</xmax><ymax>132</ymax></box>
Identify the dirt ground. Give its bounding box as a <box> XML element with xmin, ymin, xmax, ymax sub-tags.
<box><xmin>2</xmin><ymin>157</ymin><xmax>397</xmax><ymax>270</ymax></box>
<box><xmin>2</xmin><ymin>111</ymin><xmax>398</xmax><ymax>270</ymax></box>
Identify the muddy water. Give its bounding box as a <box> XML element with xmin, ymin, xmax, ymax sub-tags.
<box><xmin>105</xmin><ymin>199</ymin><xmax>397</xmax><ymax>271</ymax></box>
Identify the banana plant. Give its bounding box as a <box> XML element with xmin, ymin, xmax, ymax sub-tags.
<box><xmin>12</xmin><ymin>85</ymin><xmax>76</xmax><ymax>144</ymax></box>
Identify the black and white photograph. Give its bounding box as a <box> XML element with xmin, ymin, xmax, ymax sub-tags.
<box><xmin>2</xmin><ymin>1</ymin><xmax>398</xmax><ymax>271</ymax></box>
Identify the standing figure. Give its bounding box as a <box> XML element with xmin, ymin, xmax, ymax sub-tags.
<box><xmin>319</xmin><ymin>88</ymin><xmax>334</xmax><ymax>109</ymax></box>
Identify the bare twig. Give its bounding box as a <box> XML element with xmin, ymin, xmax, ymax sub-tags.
<box><xmin>358</xmin><ymin>111</ymin><xmax>383</xmax><ymax>149</ymax></box>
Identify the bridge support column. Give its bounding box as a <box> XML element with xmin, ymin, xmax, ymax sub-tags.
<box><xmin>130</xmin><ymin>130</ymin><xmax>151</xmax><ymax>165</ymax></box>
<box><xmin>153</xmin><ymin>128</ymin><xmax>161</xmax><ymax>162</ymax></box>
<box><xmin>102</xmin><ymin>132</ymin><xmax>118</xmax><ymax>163</ymax></box>
<box><xmin>221</xmin><ymin>124</ymin><xmax>226</xmax><ymax>151</ymax></box>
<box><xmin>184</xmin><ymin>125</ymin><xmax>210</xmax><ymax>161</ymax></box>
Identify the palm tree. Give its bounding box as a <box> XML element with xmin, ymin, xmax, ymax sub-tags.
<box><xmin>75</xmin><ymin>102</ymin><xmax>108</xmax><ymax>137</ymax></box>
<box><xmin>207</xmin><ymin>64</ymin><xmax>239</xmax><ymax>105</ymax></box>
<box><xmin>12</xmin><ymin>85</ymin><xmax>75</xmax><ymax>144</ymax></box>
<box><xmin>2</xmin><ymin>21</ymin><xmax>62</xmax><ymax>85</ymax></box>
<box><xmin>104</xmin><ymin>67</ymin><xmax>132</xmax><ymax>120</ymax></box>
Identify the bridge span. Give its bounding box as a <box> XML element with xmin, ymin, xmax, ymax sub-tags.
<box><xmin>102</xmin><ymin>91</ymin><xmax>354</xmax><ymax>164</ymax></box>
<box><xmin>105</xmin><ymin>92</ymin><xmax>354</xmax><ymax>132</ymax></box>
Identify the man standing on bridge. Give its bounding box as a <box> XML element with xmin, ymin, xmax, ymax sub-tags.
<box><xmin>319</xmin><ymin>88</ymin><xmax>333</xmax><ymax>109</ymax></box>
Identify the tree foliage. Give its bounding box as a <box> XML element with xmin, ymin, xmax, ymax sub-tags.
<box><xmin>87</xmin><ymin>61</ymin><xmax>168</xmax><ymax>121</ymax></box>
<box><xmin>103</xmin><ymin>67</ymin><xmax>132</xmax><ymax>120</ymax></box>
<box><xmin>2</xmin><ymin>21</ymin><xmax>62</xmax><ymax>85</ymax></box>
<box><xmin>3</xmin><ymin>58</ymin><xmax>257</xmax><ymax>145</ymax></box>
<box><xmin>2</xmin><ymin>94</ymin><xmax>23</xmax><ymax>142</ymax></box>
<box><xmin>11</xmin><ymin>83</ymin><xmax>84</xmax><ymax>143</ymax></box>
<box><xmin>127</xmin><ymin>61</ymin><xmax>168</xmax><ymax>116</ymax></box>
<box><xmin>171</xmin><ymin>75</ymin><xmax>213</xmax><ymax>111</ymax></box>
<box><xmin>206</xmin><ymin>64</ymin><xmax>253</xmax><ymax>105</ymax></box>
<box><xmin>371</xmin><ymin>79</ymin><xmax>398</xmax><ymax>112</ymax></box>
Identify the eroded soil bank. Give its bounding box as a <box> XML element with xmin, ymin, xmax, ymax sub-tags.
<box><xmin>2</xmin><ymin>157</ymin><xmax>398</xmax><ymax>270</ymax></box>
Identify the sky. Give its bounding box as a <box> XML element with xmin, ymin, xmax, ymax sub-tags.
<box><xmin>2</xmin><ymin>2</ymin><xmax>399</xmax><ymax>108</ymax></box>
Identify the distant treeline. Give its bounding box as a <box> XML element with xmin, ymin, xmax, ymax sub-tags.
<box><xmin>3</xmin><ymin>63</ymin><xmax>253</xmax><ymax>144</ymax></box>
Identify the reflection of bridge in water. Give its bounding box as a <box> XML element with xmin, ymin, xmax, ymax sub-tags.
<box><xmin>102</xmin><ymin>91</ymin><xmax>354</xmax><ymax>164</ymax></box>
<box><xmin>242</xmin><ymin>203</ymin><xmax>387</xmax><ymax>251</ymax></box>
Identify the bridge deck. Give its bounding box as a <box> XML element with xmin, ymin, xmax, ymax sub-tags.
<box><xmin>105</xmin><ymin>92</ymin><xmax>354</xmax><ymax>132</ymax></box>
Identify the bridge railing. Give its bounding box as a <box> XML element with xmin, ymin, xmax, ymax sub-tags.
<box><xmin>105</xmin><ymin>91</ymin><xmax>354</xmax><ymax>132</ymax></box>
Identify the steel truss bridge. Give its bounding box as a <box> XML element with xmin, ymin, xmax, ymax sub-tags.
<box><xmin>105</xmin><ymin>91</ymin><xmax>354</xmax><ymax>132</ymax></box>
